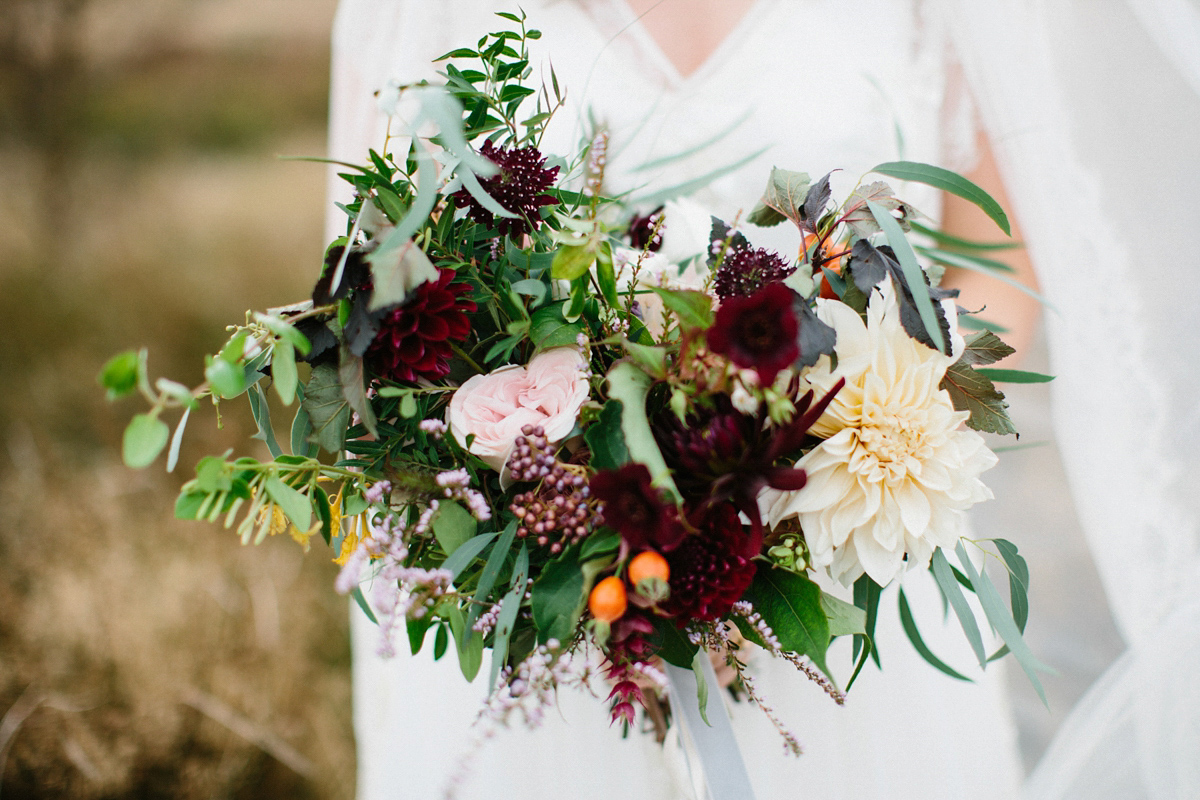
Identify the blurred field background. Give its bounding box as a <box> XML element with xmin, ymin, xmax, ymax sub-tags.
<box><xmin>0</xmin><ymin>0</ymin><xmax>1127</xmax><ymax>796</ymax></box>
<box><xmin>0</xmin><ymin>0</ymin><xmax>354</xmax><ymax>797</ymax></box>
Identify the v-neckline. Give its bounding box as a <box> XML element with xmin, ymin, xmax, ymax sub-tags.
<box><xmin>614</xmin><ymin>0</ymin><xmax>771</xmax><ymax>88</ymax></box>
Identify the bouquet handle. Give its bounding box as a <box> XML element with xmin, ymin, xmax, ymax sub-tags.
<box><xmin>663</xmin><ymin>657</ymin><xmax>758</xmax><ymax>800</ymax></box>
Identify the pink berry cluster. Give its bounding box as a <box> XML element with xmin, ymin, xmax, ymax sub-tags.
<box><xmin>507</xmin><ymin>425</ymin><xmax>601</xmax><ymax>554</ymax></box>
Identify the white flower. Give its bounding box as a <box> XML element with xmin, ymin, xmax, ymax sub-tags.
<box><xmin>758</xmin><ymin>278</ymin><xmax>996</xmax><ymax>586</ymax></box>
<box><xmin>657</xmin><ymin>197</ymin><xmax>713</xmax><ymax>266</ymax></box>
<box><xmin>610</xmin><ymin>245</ymin><xmax>709</xmax><ymax>337</ymax></box>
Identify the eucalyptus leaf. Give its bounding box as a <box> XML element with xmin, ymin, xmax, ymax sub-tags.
<box><xmin>166</xmin><ymin>406</ymin><xmax>191</xmax><ymax>473</ymax></box>
<box><xmin>467</xmin><ymin>521</ymin><xmax>518</xmax><ymax>629</ymax></box>
<box><xmin>691</xmin><ymin>648</ymin><xmax>712</xmax><ymax>726</ymax></box>
<box><xmin>303</xmin><ymin>364</ymin><xmax>351</xmax><ymax>454</ymax></box>
<box><xmin>606</xmin><ymin>361</ymin><xmax>680</xmax><ymax>501</ymax></box>
<box><xmin>868</xmin><ymin>200</ymin><xmax>946</xmax><ymax>354</ymax></box>
<box><xmin>955</xmin><ymin>541</ymin><xmax>1051</xmax><ymax>705</ymax></box>
<box><xmin>584</xmin><ymin>400</ymin><xmax>629</xmax><ymax>472</ymax></box>
<box><xmin>532</xmin><ymin>549</ymin><xmax>587</xmax><ymax>645</ymax></box>
<box><xmin>289</xmin><ymin>401</ymin><xmax>313</xmax><ymax>457</ymax></box>
<box><xmin>98</xmin><ymin>350</ymin><xmax>140</xmax><ymax>400</ymax></box>
<box><xmin>872</xmin><ymin>161</ymin><xmax>1011</xmax><ymax>235</ymax></box>
<box><xmin>351</xmin><ymin>586</ymin><xmax>378</xmax><ymax>624</ymax></box>
<box><xmin>433</xmin><ymin>501</ymin><xmax>477</xmax><ymax>556</ymax></box>
<box><xmin>648</xmin><ymin>287</ymin><xmax>714</xmax><ymax>331</ymax></box>
<box><xmin>898</xmin><ymin>588</ymin><xmax>973</xmax><ymax>682</ymax></box>
<box><xmin>930</xmin><ymin>548</ymin><xmax>988</xmax><ymax>668</ymax></box>
<box><xmin>910</xmin><ymin>221</ymin><xmax>1021</xmax><ymax>251</ymax></box>
<box><xmin>595</xmin><ymin>242</ymin><xmax>620</xmax><ymax>307</ymax></box>
<box><xmin>489</xmin><ymin>544</ymin><xmax>529</xmax><ymax>691</ymax></box>
<box><xmin>272</xmin><ymin>340</ymin><xmax>298</xmax><ymax>406</ymax></box>
<box><xmin>122</xmin><ymin>413</ymin><xmax>170</xmax><ymax>469</ymax></box>
<box><xmin>408</xmin><ymin>616</ymin><xmax>433</xmax><ymax>655</ymax></box>
<box><xmin>247</xmin><ymin>384</ymin><xmax>283</xmax><ymax>458</ymax></box>
<box><xmin>976</xmin><ymin>368</ymin><xmax>1055</xmax><ymax>384</ymax></box>
<box><xmin>264</xmin><ymin>475</ymin><xmax>312</xmax><ymax>532</ymax></box>
<box><xmin>443</xmin><ymin>531</ymin><xmax>501</xmax><ymax>579</ymax></box>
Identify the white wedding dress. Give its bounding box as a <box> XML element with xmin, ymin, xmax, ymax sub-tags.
<box><xmin>326</xmin><ymin>1</ymin><xmax>1200</xmax><ymax>798</ymax></box>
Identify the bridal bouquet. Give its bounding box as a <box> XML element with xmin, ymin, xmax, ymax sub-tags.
<box><xmin>101</xmin><ymin>13</ymin><xmax>1046</xmax><ymax>751</ymax></box>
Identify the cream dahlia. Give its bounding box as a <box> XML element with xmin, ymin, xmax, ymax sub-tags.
<box><xmin>758</xmin><ymin>278</ymin><xmax>996</xmax><ymax>586</ymax></box>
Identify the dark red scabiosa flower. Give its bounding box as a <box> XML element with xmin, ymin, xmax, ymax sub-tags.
<box><xmin>452</xmin><ymin>140</ymin><xmax>559</xmax><ymax>239</ymax></box>
<box><xmin>590</xmin><ymin>463</ymin><xmax>685</xmax><ymax>552</ymax></box>
<box><xmin>365</xmin><ymin>268</ymin><xmax>476</xmax><ymax>383</ymax></box>
<box><xmin>713</xmin><ymin>244</ymin><xmax>795</xmax><ymax>300</ymax></box>
<box><xmin>664</xmin><ymin>504</ymin><xmax>758</xmax><ymax>621</ymax></box>
<box><xmin>707</xmin><ymin>282</ymin><xmax>800</xmax><ymax>386</ymax></box>
<box><xmin>627</xmin><ymin>206</ymin><xmax>665</xmax><ymax>252</ymax></box>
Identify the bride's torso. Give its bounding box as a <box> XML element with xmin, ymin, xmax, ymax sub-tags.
<box><xmin>331</xmin><ymin>3</ymin><xmax>1021</xmax><ymax>799</ymax></box>
<box><xmin>330</xmin><ymin>0</ymin><xmax>970</xmax><ymax>240</ymax></box>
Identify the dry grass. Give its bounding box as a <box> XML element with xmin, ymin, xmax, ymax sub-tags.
<box><xmin>0</xmin><ymin>1</ymin><xmax>358</xmax><ymax>796</ymax></box>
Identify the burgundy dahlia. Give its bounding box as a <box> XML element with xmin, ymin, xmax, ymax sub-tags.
<box><xmin>590</xmin><ymin>463</ymin><xmax>685</xmax><ymax>553</ymax></box>
<box><xmin>713</xmin><ymin>244</ymin><xmax>795</xmax><ymax>300</ymax></box>
<box><xmin>654</xmin><ymin>381</ymin><xmax>844</xmax><ymax>541</ymax></box>
<box><xmin>365</xmin><ymin>268</ymin><xmax>476</xmax><ymax>383</ymax></box>
<box><xmin>452</xmin><ymin>140</ymin><xmax>559</xmax><ymax>239</ymax></box>
<box><xmin>664</xmin><ymin>504</ymin><xmax>758</xmax><ymax>621</ymax></box>
<box><xmin>707</xmin><ymin>282</ymin><xmax>800</xmax><ymax>386</ymax></box>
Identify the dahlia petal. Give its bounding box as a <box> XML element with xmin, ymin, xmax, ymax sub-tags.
<box><xmin>852</xmin><ymin>526</ymin><xmax>906</xmax><ymax>586</ymax></box>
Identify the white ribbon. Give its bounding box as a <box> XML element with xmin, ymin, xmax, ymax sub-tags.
<box><xmin>663</xmin><ymin>657</ymin><xmax>757</xmax><ymax>800</ymax></box>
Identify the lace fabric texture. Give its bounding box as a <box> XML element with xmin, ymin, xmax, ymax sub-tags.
<box><xmin>331</xmin><ymin>3</ymin><xmax>1026</xmax><ymax>799</ymax></box>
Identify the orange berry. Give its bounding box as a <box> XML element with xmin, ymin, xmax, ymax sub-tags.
<box><xmin>588</xmin><ymin>576</ymin><xmax>628</xmax><ymax>623</ymax></box>
<box><xmin>628</xmin><ymin>551</ymin><xmax>670</xmax><ymax>586</ymax></box>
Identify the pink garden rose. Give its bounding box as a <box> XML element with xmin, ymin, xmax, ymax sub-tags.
<box><xmin>447</xmin><ymin>347</ymin><xmax>590</xmax><ymax>471</ymax></box>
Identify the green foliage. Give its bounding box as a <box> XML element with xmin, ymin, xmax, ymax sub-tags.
<box><xmin>930</xmin><ymin>548</ymin><xmax>987</xmax><ymax>668</ymax></box>
<box><xmin>648</xmin><ymin>286</ymin><xmax>714</xmax><ymax>331</ymax></box>
<box><xmin>606</xmin><ymin>361</ymin><xmax>680</xmax><ymax>502</ymax></box>
<box><xmin>432</xmin><ymin>501</ymin><xmax>477</xmax><ymax>555</ymax></box>
<box><xmin>954</xmin><ymin>541</ymin><xmax>1051</xmax><ymax>705</ymax></box>
<box><xmin>743</xmin><ymin>567</ymin><xmax>832</xmax><ymax>680</ymax></box>
<box><xmin>898</xmin><ymin>587</ymin><xmax>973</xmax><ymax>682</ymax></box>
<box><xmin>941</xmin><ymin>361</ymin><xmax>1017</xmax><ymax>436</ymax></box>
<box><xmin>490</xmin><ymin>544</ymin><xmax>529</xmax><ymax>691</ymax></box>
<box><xmin>122</xmin><ymin>413</ymin><xmax>170</xmax><ymax>469</ymax></box>
<box><xmin>872</xmin><ymin>161</ymin><xmax>1011</xmax><ymax>235</ymax></box>
<box><xmin>532</xmin><ymin>548</ymin><xmax>588</xmax><ymax>645</ymax></box>
<box><xmin>868</xmin><ymin>199</ymin><xmax>947</xmax><ymax>353</ymax></box>
<box><xmin>819</xmin><ymin>592</ymin><xmax>868</xmax><ymax>638</ymax></box>
<box><xmin>976</xmin><ymin>368</ymin><xmax>1055</xmax><ymax>384</ymax></box>
<box><xmin>653</xmin><ymin>618</ymin><xmax>700</xmax><ymax>669</ymax></box>
<box><xmin>98</xmin><ymin>350</ymin><xmax>141</xmax><ymax>400</ymax></box>
<box><xmin>303</xmin><ymin>365</ymin><xmax>351</xmax><ymax>454</ymax></box>
<box><xmin>583</xmin><ymin>401</ymin><xmax>629</xmax><ymax>472</ymax></box>
<box><xmin>747</xmin><ymin>167</ymin><xmax>810</xmax><ymax>228</ymax></box>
